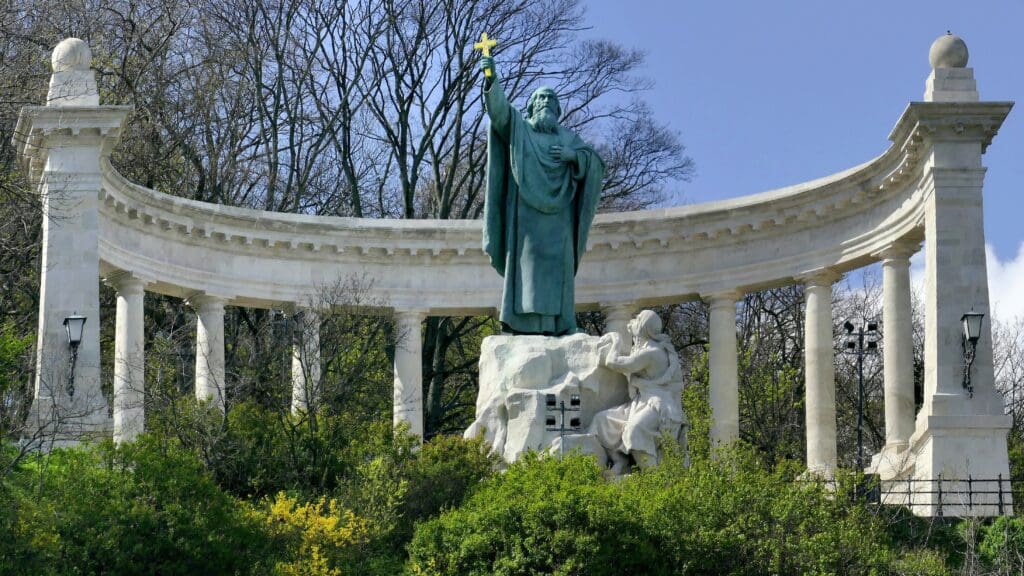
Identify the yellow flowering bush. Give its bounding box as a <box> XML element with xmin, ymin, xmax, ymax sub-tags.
<box><xmin>255</xmin><ymin>492</ymin><xmax>371</xmax><ymax>576</ymax></box>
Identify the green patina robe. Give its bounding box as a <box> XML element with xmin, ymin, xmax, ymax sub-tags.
<box><xmin>482</xmin><ymin>81</ymin><xmax>604</xmax><ymax>335</ymax></box>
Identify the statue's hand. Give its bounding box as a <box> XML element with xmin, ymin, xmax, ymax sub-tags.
<box><xmin>550</xmin><ymin>145</ymin><xmax>576</xmax><ymax>164</ymax></box>
<box><xmin>480</xmin><ymin>56</ymin><xmax>496</xmax><ymax>79</ymax></box>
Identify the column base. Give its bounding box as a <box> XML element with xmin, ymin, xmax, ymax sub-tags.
<box><xmin>799</xmin><ymin>465</ymin><xmax>836</xmax><ymax>482</ymax></box>
<box><xmin>866</xmin><ymin>441</ymin><xmax>912</xmax><ymax>478</ymax></box>
<box><xmin>22</xmin><ymin>395</ymin><xmax>112</xmax><ymax>450</ymax></box>
<box><xmin>878</xmin><ymin>414</ymin><xmax>1013</xmax><ymax>516</ymax></box>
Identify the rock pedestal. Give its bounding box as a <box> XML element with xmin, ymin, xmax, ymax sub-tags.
<box><xmin>465</xmin><ymin>333</ymin><xmax>628</xmax><ymax>463</ymax></box>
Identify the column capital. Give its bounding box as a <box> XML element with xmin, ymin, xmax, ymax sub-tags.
<box><xmin>702</xmin><ymin>290</ymin><xmax>743</xmax><ymax>306</ymax></box>
<box><xmin>393</xmin><ymin>309</ymin><xmax>429</xmax><ymax>324</ymax></box>
<box><xmin>796</xmin><ymin>268</ymin><xmax>842</xmax><ymax>287</ymax></box>
<box><xmin>186</xmin><ymin>292</ymin><xmax>230</xmax><ymax>312</ymax></box>
<box><xmin>874</xmin><ymin>239</ymin><xmax>920</xmax><ymax>262</ymax></box>
<box><xmin>103</xmin><ymin>271</ymin><xmax>148</xmax><ymax>294</ymax></box>
<box><xmin>600</xmin><ymin>301</ymin><xmax>637</xmax><ymax>316</ymax></box>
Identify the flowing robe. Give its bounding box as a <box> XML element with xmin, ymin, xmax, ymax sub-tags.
<box><xmin>482</xmin><ymin>81</ymin><xmax>604</xmax><ymax>335</ymax></box>
<box><xmin>591</xmin><ymin>338</ymin><xmax>686</xmax><ymax>466</ymax></box>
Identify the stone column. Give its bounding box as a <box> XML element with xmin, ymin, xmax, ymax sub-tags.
<box><xmin>107</xmin><ymin>273</ymin><xmax>146</xmax><ymax>444</ymax></box>
<box><xmin>880</xmin><ymin>243</ymin><xmax>917</xmax><ymax>454</ymax></box>
<box><xmin>601</xmin><ymin>301</ymin><xmax>636</xmax><ymax>352</ymax></box>
<box><xmin>802</xmin><ymin>270</ymin><xmax>840</xmax><ymax>475</ymax></box>
<box><xmin>707</xmin><ymin>292</ymin><xmax>741</xmax><ymax>447</ymax></box>
<box><xmin>291</xmin><ymin>310</ymin><xmax>321</xmax><ymax>414</ymax></box>
<box><xmin>192</xmin><ymin>295</ymin><xmax>227</xmax><ymax>411</ymax></box>
<box><xmin>909</xmin><ymin>56</ymin><xmax>1012</xmax><ymax>512</ymax></box>
<box><xmin>393</xmin><ymin>310</ymin><xmax>426</xmax><ymax>439</ymax></box>
<box><xmin>18</xmin><ymin>39</ymin><xmax>129</xmax><ymax>445</ymax></box>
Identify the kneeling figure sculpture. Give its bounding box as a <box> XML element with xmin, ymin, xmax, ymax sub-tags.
<box><xmin>591</xmin><ymin>310</ymin><xmax>687</xmax><ymax>474</ymax></box>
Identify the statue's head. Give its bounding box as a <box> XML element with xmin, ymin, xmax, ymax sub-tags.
<box><xmin>525</xmin><ymin>87</ymin><xmax>561</xmax><ymax>133</ymax></box>
<box><xmin>628</xmin><ymin>310</ymin><xmax>664</xmax><ymax>342</ymax></box>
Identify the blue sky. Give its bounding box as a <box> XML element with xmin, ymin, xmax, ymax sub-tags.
<box><xmin>583</xmin><ymin>1</ymin><xmax>1022</xmax><ymax>261</ymax></box>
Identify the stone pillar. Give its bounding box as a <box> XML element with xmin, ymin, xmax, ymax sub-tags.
<box><xmin>905</xmin><ymin>45</ymin><xmax>1012</xmax><ymax>512</ymax></box>
<box><xmin>601</xmin><ymin>302</ymin><xmax>636</xmax><ymax>352</ymax></box>
<box><xmin>802</xmin><ymin>270</ymin><xmax>840</xmax><ymax>475</ymax></box>
<box><xmin>880</xmin><ymin>243</ymin><xmax>917</xmax><ymax>455</ymax></box>
<box><xmin>393</xmin><ymin>310</ymin><xmax>426</xmax><ymax>439</ymax></box>
<box><xmin>706</xmin><ymin>292</ymin><xmax>741</xmax><ymax>447</ymax></box>
<box><xmin>107</xmin><ymin>273</ymin><xmax>147</xmax><ymax>444</ymax></box>
<box><xmin>192</xmin><ymin>295</ymin><xmax>227</xmax><ymax>411</ymax></box>
<box><xmin>18</xmin><ymin>38</ymin><xmax>130</xmax><ymax>446</ymax></box>
<box><xmin>291</xmin><ymin>310</ymin><xmax>321</xmax><ymax>414</ymax></box>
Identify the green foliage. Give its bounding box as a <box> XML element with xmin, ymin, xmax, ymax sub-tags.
<box><xmin>0</xmin><ymin>437</ymin><xmax>269</xmax><ymax>575</ymax></box>
<box><xmin>977</xmin><ymin>516</ymin><xmax>1024</xmax><ymax>574</ymax></box>
<box><xmin>683</xmin><ymin>351</ymin><xmax>711</xmax><ymax>461</ymax></box>
<box><xmin>408</xmin><ymin>452</ymin><xmax>608</xmax><ymax>576</ymax></box>
<box><xmin>333</xmin><ymin>426</ymin><xmax>498</xmax><ymax>575</ymax></box>
<box><xmin>736</xmin><ymin>348</ymin><xmax>805</xmax><ymax>464</ymax></box>
<box><xmin>407</xmin><ymin>446</ymin><xmax>941</xmax><ymax>576</ymax></box>
<box><xmin>1007</xmin><ymin>432</ymin><xmax>1024</xmax><ymax>505</ymax></box>
<box><xmin>0</xmin><ymin>322</ymin><xmax>34</xmax><ymax>444</ymax></box>
<box><xmin>400</xmin><ymin>434</ymin><xmax>497</xmax><ymax>530</ymax></box>
<box><xmin>887</xmin><ymin>548</ymin><xmax>952</xmax><ymax>576</ymax></box>
<box><xmin>0</xmin><ymin>322</ymin><xmax>32</xmax><ymax>386</ymax></box>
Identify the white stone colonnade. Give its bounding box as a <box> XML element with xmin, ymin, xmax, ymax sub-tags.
<box><xmin>16</xmin><ymin>35</ymin><xmax>1014</xmax><ymax>515</ymax></box>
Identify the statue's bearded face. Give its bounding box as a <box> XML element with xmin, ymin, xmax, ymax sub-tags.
<box><xmin>527</xmin><ymin>88</ymin><xmax>560</xmax><ymax>134</ymax></box>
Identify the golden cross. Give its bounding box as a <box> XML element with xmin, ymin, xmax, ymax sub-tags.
<box><xmin>473</xmin><ymin>32</ymin><xmax>498</xmax><ymax>78</ymax></box>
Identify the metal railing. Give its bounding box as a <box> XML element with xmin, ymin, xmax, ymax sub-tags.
<box><xmin>817</xmin><ymin>474</ymin><xmax>1021</xmax><ymax>517</ymax></box>
<box><xmin>875</xmin><ymin>475</ymin><xmax>1016</xmax><ymax>517</ymax></box>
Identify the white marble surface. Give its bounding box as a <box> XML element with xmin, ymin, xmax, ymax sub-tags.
<box><xmin>464</xmin><ymin>333</ymin><xmax>628</xmax><ymax>462</ymax></box>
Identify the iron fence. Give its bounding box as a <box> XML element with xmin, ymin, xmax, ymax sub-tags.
<box><xmin>804</xmin><ymin>474</ymin><xmax>1021</xmax><ymax>517</ymax></box>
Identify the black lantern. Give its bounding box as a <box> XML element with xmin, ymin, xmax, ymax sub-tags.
<box><xmin>961</xmin><ymin>311</ymin><xmax>985</xmax><ymax>397</ymax></box>
<box><xmin>62</xmin><ymin>314</ymin><xmax>86</xmax><ymax>396</ymax></box>
<box><xmin>63</xmin><ymin>314</ymin><xmax>86</xmax><ymax>349</ymax></box>
<box><xmin>961</xmin><ymin>312</ymin><xmax>984</xmax><ymax>345</ymax></box>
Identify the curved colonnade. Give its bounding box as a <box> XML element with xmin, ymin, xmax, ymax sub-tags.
<box><xmin>18</xmin><ymin>37</ymin><xmax>1013</xmax><ymax>516</ymax></box>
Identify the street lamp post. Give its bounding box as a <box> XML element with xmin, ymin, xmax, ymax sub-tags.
<box><xmin>843</xmin><ymin>319</ymin><xmax>881</xmax><ymax>470</ymax></box>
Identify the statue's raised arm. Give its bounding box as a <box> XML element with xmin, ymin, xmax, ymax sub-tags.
<box><xmin>480</xmin><ymin>55</ymin><xmax>511</xmax><ymax>138</ymax></box>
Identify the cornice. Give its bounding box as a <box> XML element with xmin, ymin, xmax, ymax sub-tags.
<box><xmin>99</xmin><ymin>133</ymin><xmax>917</xmax><ymax>266</ymax></box>
<box><xmin>14</xmin><ymin>106</ymin><xmax>131</xmax><ymax>183</ymax></box>
<box><xmin>889</xmin><ymin>102</ymin><xmax>1013</xmax><ymax>154</ymax></box>
<box><xmin>79</xmin><ymin>97</ymin><xmax>1010</xmax><ymax>312</ymax></box>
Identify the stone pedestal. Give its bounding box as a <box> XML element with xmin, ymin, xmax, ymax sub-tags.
<box><xmin>465</xmin><ymin>333</ymin><xmax>628</xmax><ymax>463</ymax></box>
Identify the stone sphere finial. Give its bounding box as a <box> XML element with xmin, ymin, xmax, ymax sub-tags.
<box><xmin>928</xmin><ymin>32</ymin><xmax>969</xmax><ymax>69</ymax></box>
<box><xmin>51</xmin><ymin>38</ymin><xmax>93</xmax><ymax>73</ymax></box>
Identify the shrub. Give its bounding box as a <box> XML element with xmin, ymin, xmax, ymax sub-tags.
<box><xmin>1</xmin><ymin>437</ymin><xmax>268</xmax><ymax>575</ymax></box>
<box><xmin>408</xmin><ymin>452</ymin><xmax>609</xmax><ymax>576</ymax></box>
<box><xmin>251</xmin><ymin>492</ymin><xmax>371</xmax><ymax>576</ymax></box>
<box><xmin>408</xmin><ymin>446</ymin><xmax>903</xmax><ymax>575</ymax></box>
<box><xmin>978</xmin><ymin>515</ymin><xmax>1024</xmax><ymax>574</ymax></box>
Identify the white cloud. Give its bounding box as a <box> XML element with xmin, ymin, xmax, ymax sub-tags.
<box><xmin>908</xmin><ymin>243</ymin><xmax>1024</xmax><ymax>326</ymax></box>
<box><xmin>986</xmin><ymin>243</ymin><xmax>1024</xmax><ymax>325</ymax></box>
